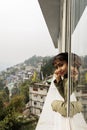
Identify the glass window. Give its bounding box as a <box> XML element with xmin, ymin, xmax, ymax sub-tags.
<box><xmin>33</xmin><ymin>87</ymin><xmax>38</xmax><ymax>91</ymax></box>
<box><xmin>40</xmin><ymin>87</ymin><xmax>43</xmax><ymax>90</ymax></box>
<box><xmin>34</xmin><ymin>101</ymin><xmax>37</xmax><ymax>106</ymax></box>
<box><xmin>71</xmin><ymin>0</ymin><xmax>87</xmax><ymax>122</ymax></box>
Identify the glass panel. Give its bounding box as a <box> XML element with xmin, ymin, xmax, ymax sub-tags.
<box><xmin>71</xmin><ymin>0</ymin><xmax>87</xmax><ymax>122</ymax></box>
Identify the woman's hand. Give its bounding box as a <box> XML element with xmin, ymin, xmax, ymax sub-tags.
<box><xmin>54</xmin><ymin>69</ymin><xmax>61</xmax><ymax>83</ymax></box>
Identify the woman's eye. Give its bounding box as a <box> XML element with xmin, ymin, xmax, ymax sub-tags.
<box><xmin>54</xmin><ymin>62</ymin><xmax>64</xmax><ymax>68</ymax></box>
<box><xmin>55</xmin><ymin>65</ymin><xmax>58</xmax><ymax>69</ymax></box>
<box><xmin>59</xmin><ymin>63</ymin><xmax>63</xmax><ymax>67</ymax></box>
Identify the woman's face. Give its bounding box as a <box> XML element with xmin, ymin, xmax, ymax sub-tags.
<box><xmin>71</xmin><ymin>65</ymin><xmax>79</xmax><ymax>81</ymax></box>
<box><xmin>54</xmin><ymin>60</ymin><xmax>68</xmax><ymax>77</ymax></box>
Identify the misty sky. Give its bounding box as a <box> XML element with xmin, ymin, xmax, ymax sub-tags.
<box><xmin>0</xmin><ymin>0</ymin><xmax>58</xmax><ymax>71</ymax></box>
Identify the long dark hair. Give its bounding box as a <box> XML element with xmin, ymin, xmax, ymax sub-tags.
<box><xmin>52</xmin><ymin>52</ymin><xmax>81</xmax><ymax>68</ymax></box>
<box><xmin>52</xmin><ymin>52</ymin><xmax>68</xmax><ymax>66</ymax></box>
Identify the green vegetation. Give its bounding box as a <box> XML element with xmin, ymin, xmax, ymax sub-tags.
<box><xmin>41</xmin><ymin>57</ymin><xmax>54</xmax><ymax>78</ymax></box>
<box><xmin>24</xmin><ymin>55</ymin><xmax>52</xmax><ymax>67</ymax></box>
<box><xmin>0</xmin><ymin>78</ymin><xmax>38</xmax><ymax>130</ymax></box>
<box><xmin>20</xmin><ymin>122</ymin><xmax>36</xmax><ymax>130</ymax></box>
<box><xmin>0</xmin><ymin>79</ymin><xmax>5</xmax><ymax>90</ymax></box>
<box><xmin>19</xmin><ymin>80</ymin><xmax>30</xmax><ymax>103</ymax></box>
<box><xmin>0</xmin><ymin>107</ymin><xmax>21</xmax><ymax>130</ymax></box>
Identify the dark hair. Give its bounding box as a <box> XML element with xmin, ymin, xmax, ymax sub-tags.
<box><xmin>52</xmin><ymin>52</ymin><xmax>81</xmax><ymax>68</ymax></box>
<box><xmin>71</xmin><ymin>53</ymin><xmax>81</xmax><ymax>68</ymax></box>
<box><xmin>52</xmin><ymin>52</ymin><xmax>68</xmax><ymax>66</ymax></box>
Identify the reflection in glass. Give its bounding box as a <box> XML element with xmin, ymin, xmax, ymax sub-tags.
<box><xmin>71</xmin><ymin>1</ymin><xmax>87</xmax><ymax>122</ymax></box>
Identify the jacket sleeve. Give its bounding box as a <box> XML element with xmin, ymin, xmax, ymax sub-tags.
<box><xmin>51</xmin><ymin>100</ymin><xmax>82</xmax><ymax>117</ymax></box>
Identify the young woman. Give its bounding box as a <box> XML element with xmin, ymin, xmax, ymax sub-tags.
<box><xmin>36</xmin><ymin>52</ymin><xmax>87</xmax><ymax>130</ymax></box>
<box><xmin>51</xmin><ymin>52</ymin><xmax>82</xmax><ymax>117</ymax></box>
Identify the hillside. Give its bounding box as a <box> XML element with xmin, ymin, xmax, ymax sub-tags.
<box><xmin>24</xmin><ymin>55</ymin><xmax>52</xmax><ymax>67</ymax></box>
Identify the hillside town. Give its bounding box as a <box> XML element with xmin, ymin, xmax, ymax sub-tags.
<box><xmin>0</xmin><ymin>55</ymin><xmax>53</xmax><ymax>129</ymax></box>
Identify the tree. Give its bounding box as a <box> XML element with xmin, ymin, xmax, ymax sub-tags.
<box><xmin>4</xmin><ymin>87</ymin><xmax>9</xmax><ymax>102</ymax></box>
<box><xmin>31</xmin><ymin>71</ymin><xmax>39</xmax><ymax>82</ymax></box>
<box><xmin>0</xmin><ymin>96</ymin><xmax>5</xmax><ymax>120</ymax></box>
<box><xmin>0</xmin><ymin>106</ymin><xmax>21</xmax><ymax>130</ymax></box>
<box><xmin>0</xmin><ymin>80</ymin><xmax>5</xmax><ymax>90</ymax></box>
<box><xmin>9</xmin><ymin>95</ymin><xmax>25</xmax><ymax>113</ymax></box>
<box><xmin>41</xmin><ymin>58</ymin><xmax>54</xmax><ymax>78</ymax></box>
<box><xmin>0</xmin><ymin>90</ymin><xmax>9</xmax><ymax>102</ymax></box>
<box><xmin>19</xmin><ymin>80</ymin><xmax>30</xmax><ymax>103</ymax></box>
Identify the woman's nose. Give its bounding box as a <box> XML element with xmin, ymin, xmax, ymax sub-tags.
<box><xmin>56</xmin><ymin>67</ymin><xmax>61</xmax><ymax>72</ymax></box>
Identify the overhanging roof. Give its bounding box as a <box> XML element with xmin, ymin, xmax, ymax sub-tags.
<box><xmin>38</xmin><ymin>0</ymin><xmax>87</xmax><ymax>50</ymax></box>
<box><xmin>38</xmin><ymin>0</ymin><xmax>60</xmax><ymax>48</ymax></box>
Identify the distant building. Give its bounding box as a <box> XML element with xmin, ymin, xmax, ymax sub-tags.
<box><xmin>29</xmin><ymin>82</ymin><xmax>50</xmax><ymax>116</ymax></box>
